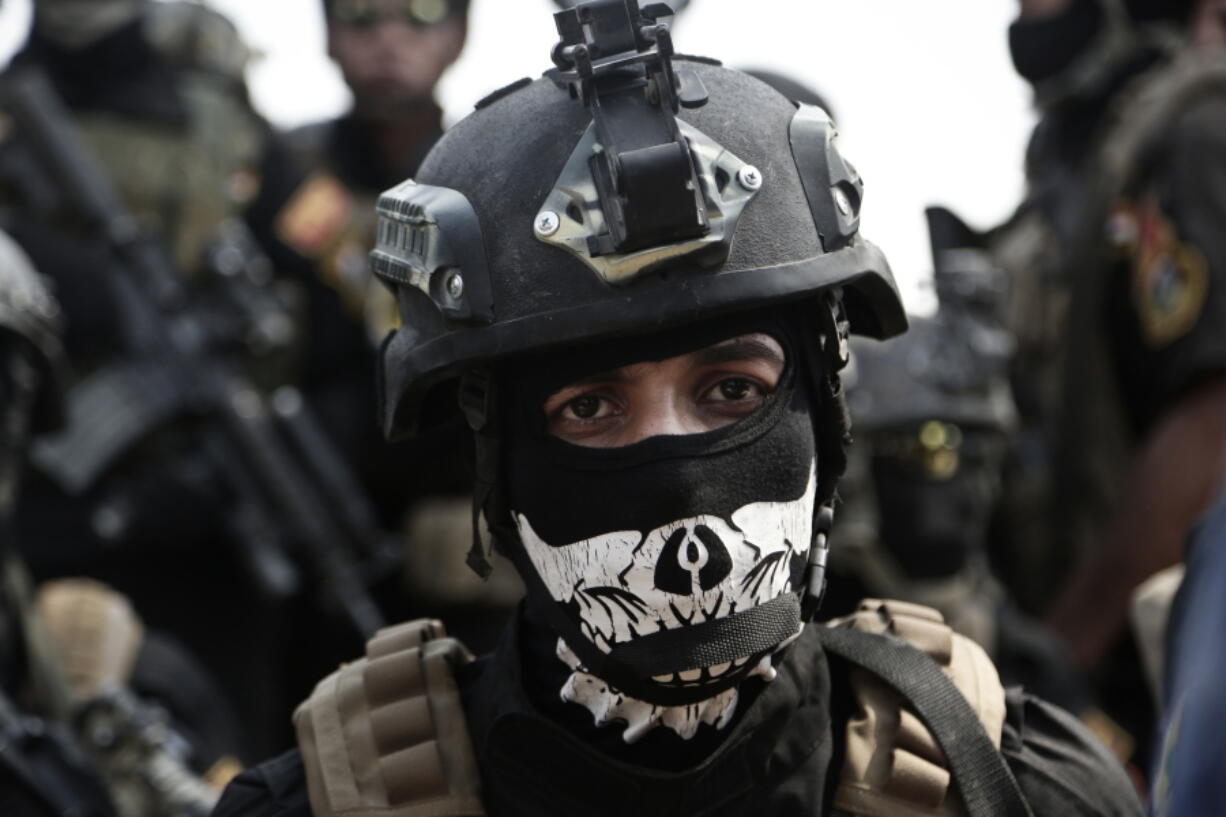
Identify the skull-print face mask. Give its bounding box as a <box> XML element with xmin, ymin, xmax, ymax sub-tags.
<box><xmin>502</xmin><ymin>314</ymin><xmax>819</xmax><ymax>742</ymax></box>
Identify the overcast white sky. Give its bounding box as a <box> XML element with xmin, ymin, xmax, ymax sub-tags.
<box><xmin>0</xmin><ymin>0</ymin><xmax>1036</xmax><ymax>312</ymax></box>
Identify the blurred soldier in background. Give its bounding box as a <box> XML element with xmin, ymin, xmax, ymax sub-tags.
<box><xmin>282</xmin><ymin>0</ymin><xmax>467</xmax><ymax>343</ymax></box>
<box><xmin>831</xmin><ymin>207</ymin><xmax>1087</xmax><ymax>714</ymax></box>
<box><xmin>281</xmin><ymin>0</ymin><xmax>524</xmax><ymax>654</ymax></box>
<box><xmin>0</xmin><ymin>230</ymin><xmax>238</xmax><ymax>817</ymax></box>
<box><xmin>0</xmin><ymin>0</ymin><xmax>399</xmax><ymax>759</ymax></box>
<box><xmin>986</xmin><ymin>0</ymin><xmax>1226</xmax><ymax>772</ymax></box>
<box><xmin>0</xmin><ymin>226</ymin><xmax>114</xmax><ymax>817</ymax></box>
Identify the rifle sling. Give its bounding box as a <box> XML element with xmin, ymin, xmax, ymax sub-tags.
<box><xmin>817</xmin><ymin>625</ymin><xmax>1034</xmax><ymax>817</ymax></box>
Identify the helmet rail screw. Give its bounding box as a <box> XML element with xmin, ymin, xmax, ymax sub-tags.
<box><xmin>535</xmin><ymin>211</ymin><xmax>561</xmax><ymax>237</ymax></box>
<box><xmin>737</xmin><ymin>165</ymin><xmax>763</xmax><ymax>191</ymax></box>
<box><xmin>445</xmin><ymin>271</ymin><xmax>465</xmax><ymax>300</ymax></box>
<box><xmin>834</xmin><ymin>187</ymin><xmax>853</xmax><ymax>217</ymax></box>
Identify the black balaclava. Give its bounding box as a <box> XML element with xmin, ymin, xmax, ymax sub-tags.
<box><xmin>1009</xmin><ymin>0</ymin><xmax>1108</xmax><ymax>85</ymax></box>
<box><xmin>498</xmin><ymin>307</ymin><xmax>820</xmax><ymax>743</ymax></box>
<box><xmin>870</xmin><ymin>426</ymin><xmax>1006</xmax><ymax>580</ymax></box>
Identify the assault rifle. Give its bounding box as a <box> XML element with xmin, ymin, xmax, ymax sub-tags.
<box><xmin>0</xmin><ymin>67</ymin><xmax>390</xmax><ymax>639</ymax></box>
<box><xmin>74</xmin><ymin>688</ymin><xmax>219</xmax><ymax>817</ymax></box>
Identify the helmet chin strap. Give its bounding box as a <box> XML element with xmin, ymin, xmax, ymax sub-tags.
<box><xmin>458</xmin><ymin>367</ymin><xmax>499</xmax><ymax>580</ymax></box>
<box><xmin>801</xmin><ymin>503</ymin><xmax>835</xmax><ymax>621</ymax></box>
<box><xmin>801</xmin><ymin>290</ymin><xmax>853</xmax><ymax>621</ymax></box>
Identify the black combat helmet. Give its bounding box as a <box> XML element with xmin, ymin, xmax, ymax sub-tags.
<box><xmin>0</xmin><ymin>231</ymin><xmax>67</xmax><ymax>433</ymax></box>
<box><xmin>1010</xmin><ymin>0</ymin><xmax>1197</xmax><ymax>103</ymax></box>
<box><xmin>848</xmin><ymin>206</ymin><xmax>1015</xmax><ymax>436</ymax></box>
<box><xmin>373</xmin><ymin>0</ymin><xmax>906</xmax><ymax>443</ymax></box>
<box><xmin>553</xmin><ymin>0</ymin><xmax>689</xmax><ymax>11</ymax></box>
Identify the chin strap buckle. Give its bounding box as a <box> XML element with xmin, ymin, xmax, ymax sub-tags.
<box><xmin>802</xmin><ymin>501</ymin><xmax>836</xmax><ymax>621</ymax></box>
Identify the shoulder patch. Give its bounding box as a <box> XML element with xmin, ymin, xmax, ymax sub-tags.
<box><xmin>1126</xmin><ymin>197</ymin><xmax>1210</xmax><ymax>348</ymax></box>
<box><xmin>276</xmin><ymin>172</ymin><xmax>355</xmax><ymax>259</ymax></box>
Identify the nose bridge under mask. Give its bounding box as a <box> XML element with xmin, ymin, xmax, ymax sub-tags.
<box><xmin>505</xmin><ymin>349</ymin><xmax>815</xmax><ymax>547</ymax></box>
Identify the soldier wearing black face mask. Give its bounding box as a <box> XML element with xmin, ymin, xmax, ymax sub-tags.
<box><xmin>828</xmin><ymin>208</ymin><xmax>1088</xmax><ymax>716</ymax></box>
<box><xmin>214</xmin><ymin>3</ymin><xmax>1143</xmax><ymax>816</ymax></box>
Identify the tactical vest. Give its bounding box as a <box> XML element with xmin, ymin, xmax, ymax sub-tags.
<box><xmin>294</xmin><ymin>601</ymin><xmax>1018</xmax><ymax>817</ymax></box>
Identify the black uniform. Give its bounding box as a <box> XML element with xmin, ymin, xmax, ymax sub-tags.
<box><xmin>0</xmin><ymin>9</ymin><xmax>358</xmax><ymax>761</ymax></box>
<box><xmin>1100</xmin><ymin>87</ymin><xmax>1226</xmax><ymax>433</ymax></box>
<box><xmin>279</xmin><ymin>106</ymin><xmax>462</xmax><ymax>528</ymax></box>
<box><xmin>279</xmin><ymin>108</ymin><xmax>511</xmax><ymax>655</ymax></box>
<box><xmin>994</xmin><ymin>43</ymin><xmax>1226</xmax><ymax>765</ymax></box>
<box><xmin>997</xmin><ymin>46</ymin><xmax>1226</xmax><ymax>605</ymax></box>
<box><xmin>213</xmin><ymin>613</ymin><xmax>1143</xmax><ymax>817</ymax></box>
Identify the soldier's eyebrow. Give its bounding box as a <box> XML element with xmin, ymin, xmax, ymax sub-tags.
<box><xmin>691</xmin><ymin>336</ymin><xmax>785</xmax><ymax>368</ymax></box>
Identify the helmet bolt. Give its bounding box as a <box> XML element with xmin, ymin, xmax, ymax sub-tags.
<box><xmin>834</xmin><ymin>188</ymin><xmax>853</xmax><ymax>217</ymax></box>
<box><xmin>446</xmin><ymin>272</ymin><xmax>465</xmax><ymax>300</ymax></box>
<box><xmin>737</xmin><ymin>165</ymin><xmax>763</xmax><ymax>191</ymax></box>
<box><xmin>535</xmin><ymin>211</ymin><xmax>561</xmax><ymax>237</ymax></box>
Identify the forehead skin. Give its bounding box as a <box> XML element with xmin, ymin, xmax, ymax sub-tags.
<box><xmin>559</xmin><ymin>334</ymin><xmax>786</xmax><ymax>390</ymax></box>
<box><xmin>327</xmin><ymin>4</ymin><xmax>465</xmax><ymax>107</ymax></box>
<box><xmin>1191</xmin><ymin>0</ymin><xmax>1226</xmax><ymax>46</ymax></box>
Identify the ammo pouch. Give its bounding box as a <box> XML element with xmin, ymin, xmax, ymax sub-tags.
<box><xmin>297</xmin><ymin>606</ymin><xmax>1026</xmax><ymax>817</ymax></box>
<box><xmin>294</xmin><ymin>620</ymin><xmax>484</xmax><ymax>817</ymax></box>
<box><xmin>822</xmin><ymin>600</ymin><xmax>1028</xmax><ymax>817</ymax></box>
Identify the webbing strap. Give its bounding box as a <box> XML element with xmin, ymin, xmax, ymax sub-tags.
<box><xmin>610</xmin><ymin>593</ymin><xmax>802</xmax><ymax>676</ymax></box>
<box><xmin>817</xmin><ymin>626</ymin><xmax>1034</xmax><ymax>817</ymax></box>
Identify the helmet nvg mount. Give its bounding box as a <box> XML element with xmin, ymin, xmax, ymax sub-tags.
<box><xmin>373</xmin><ymin>0</ymin><xmax>906</xmax><ymax>442</ymax></box>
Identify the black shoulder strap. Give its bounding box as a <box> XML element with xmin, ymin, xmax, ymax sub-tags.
<box><xmin>817</xmin><ymin>625</ymin><xmax>1035</xmax><ymax>817</ymax></box>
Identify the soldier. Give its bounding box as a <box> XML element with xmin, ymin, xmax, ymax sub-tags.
<box><xmin>0</xmin><ymin>231</ymin><xmax>238</xmax><ymax>817</ymax></box>
<box><xmin>280</xmin><ymin>0</ymin><xmax>468</xmax><ymax>341</ymax></box>
<box><xmin>831</xmin><ymin>208</ymin><xmax>1087</xmax><ymax>714</ymax></box>
<box><xmin>0</xmin><ymin>0</ymin><xmax>385</xmax><ymax>759</ymax></box>
<box><xmin>215</xmin><ymin>3</ymin><xmax>1142</xmax><ymax>815</ymax></box>
<box><xmin>985</xmin><ymin>0</ymin><xmax>1226</xmax><ymax>771</ymax></box>
<box><xmin>997</xmin><ymin>0</ymin><xmax>1226</xmax><ymax>697</ymax></box>
<box><xmin>0</xmin><ymin>227</ymin><xmax>113</xmax><ymax>817</ymax></box>
<box><xmin>283</xmin><ymin>0</ymin><xmax>524</xmax><ymax>655</ymax></box>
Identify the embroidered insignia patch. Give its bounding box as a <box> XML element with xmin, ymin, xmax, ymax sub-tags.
<box><xmin>275</xmin><ymin>172</ymin><xmax>354</xmax><ymax>258</ymax></box>
<box><xmin>1127</xmin><ymin>198</ymin><xmax>1210</xmax><ymax>348</ymax></box>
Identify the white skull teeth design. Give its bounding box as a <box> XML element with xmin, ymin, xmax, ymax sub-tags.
<box><xmin>514</xmin><ymin>462</ymin><xmax>817</xmax><ymax>741</ymax></box>
<box><xmin>556</xmin><ymin>638</ymin><xmax>750</xmax><ymax>742</ymax></box>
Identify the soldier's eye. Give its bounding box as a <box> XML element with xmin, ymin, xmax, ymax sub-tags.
<box><xmin>564</xmin><ymin>394</ymin><xmax>607</xmax><ymax>420</ymax></box>
<box><xmin>706</xmin><ymin>377</ymin><xmax>760</xmax><ymax>402</ymax></box>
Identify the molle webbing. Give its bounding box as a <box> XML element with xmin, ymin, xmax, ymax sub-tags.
<box><xmin>828</xmin><ymin>599</ymin><xmax>1008</xmax><ymax>817</ymax></box>
<box><xmin>295</xmin><ymin>620</ymin><xmax>485</xmax><ymax>817</ymax></box>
